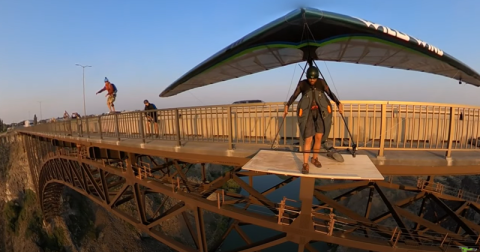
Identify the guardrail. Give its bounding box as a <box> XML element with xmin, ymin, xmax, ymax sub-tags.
<box><xmin>18</xmin><ymin>101</ymin><xmax>480</xmax><ymax>158</ymax></box>
<box><xmin>276</xmin><ymin>196</ymin><xmax>480</xmax><ymax>250</ymax></box>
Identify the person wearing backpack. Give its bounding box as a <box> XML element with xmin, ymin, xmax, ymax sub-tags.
<box><xmin>284</xmin><ymin>66</ymin><xmax>344</xmax><ymax>174</ymax></box>
<box><xmin>96</xmin><ymin>77</ymin><xmax>118</xmax><ymax>113</ymax></box>
<box><xmin>144</xmin><ymin>99</ymin><xmax>159</xmax><ymax>137</ymax></box>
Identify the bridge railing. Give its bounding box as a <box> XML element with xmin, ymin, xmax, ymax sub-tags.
<box><xmin>20</xmin><ymin>101</ymin><xmax>480</xmax><ymax>158</ymax></box>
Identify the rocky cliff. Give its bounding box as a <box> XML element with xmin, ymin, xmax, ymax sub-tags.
<box><xmin>0</xmin><ymin>138</ymin><xmax>235</xmax><ymax>252</ymax></box>
<box><xmin>0</xmin><ymin>137</ymin><xmax>38</xmax><ymax>252</ymax></box>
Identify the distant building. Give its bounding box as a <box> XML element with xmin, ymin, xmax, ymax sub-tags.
<box><xmin>24</xmin><ymin>120</ymin><xmax>34</xmax><ymax>127</ymax></box>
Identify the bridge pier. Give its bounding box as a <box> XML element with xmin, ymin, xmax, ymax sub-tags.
<box><xmin>289</xmin><ymin>177</ymin><xmax>315</xmax><ymax>250</ymax></box>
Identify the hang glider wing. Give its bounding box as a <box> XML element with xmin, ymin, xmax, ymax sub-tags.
<box><xmin>160</xmin><ymin>7</ymin><xmax>480</xmax><ymax>97</ymax></box>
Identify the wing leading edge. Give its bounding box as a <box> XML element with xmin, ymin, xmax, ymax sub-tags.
<box><xmin>160</xmin><ymin>8</ymin><xmax>480</xmax><ymax>97</ymax></box>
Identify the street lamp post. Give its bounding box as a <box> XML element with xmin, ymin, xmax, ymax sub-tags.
<box><xmin>37</xmin><ymin>101</ymin><xmax>43</xmax><ymax>120</ymax></box>
<box><xmin>75</xmin><ymin>64</ymin><xmax>92</xmax><ymax>117</ymax></box>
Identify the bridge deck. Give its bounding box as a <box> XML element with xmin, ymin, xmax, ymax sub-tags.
<box><xmin>17</xmin><ymin>130</ymin><xmax>480</xmax><ymax>176</ymax></box>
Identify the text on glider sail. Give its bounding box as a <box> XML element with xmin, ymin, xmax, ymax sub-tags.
<box><xmin>354</xmin><ymin>17</ymin><xmax>444</xmax><ymax>56</ymax></box>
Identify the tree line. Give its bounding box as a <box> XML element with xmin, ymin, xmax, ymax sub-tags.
<box><xmin>0</xmin><ymin>118</ymin><xmax>5</xmax><ymax>132</ymax></box>
<box><xmin>0</xmin><ymin>114</ymin><xmax>39</xmax><ymax>132</ymax></box>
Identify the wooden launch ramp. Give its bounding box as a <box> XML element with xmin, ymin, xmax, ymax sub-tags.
<box><xmin>243</xmin><ymin>150</ymin><xmax>384</xmax><ymax>180</ymax></box>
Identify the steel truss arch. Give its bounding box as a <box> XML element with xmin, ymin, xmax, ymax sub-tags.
<box><xmin>33</xmin><ymin>150</ymin><xmax>480</xmax><ymax>252</ymax></box>
<box><xmin>39</xmin><ymin>157</ymin><xmax>197</xmax><ymax>252</ymax></box>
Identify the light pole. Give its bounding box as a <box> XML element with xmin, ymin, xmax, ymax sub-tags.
<box><xmin>75</xmin><ymin>64</ymin><xmax>92</xmax><ymax>117</ymax></box>
<box><xmin>37</xmin><ymin>101</ymin><xmax>42</xmax><ymax>120</ymax></box>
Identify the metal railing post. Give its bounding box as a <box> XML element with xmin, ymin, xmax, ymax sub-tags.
<box><xmin>175</xmin><ymin>109</ymin><xmax>181</xmax><ymax>147</ymax></box>
<box><xmin>446</xmin><ymin>106</ymin><xmax>455</xmax><ymax>158</ymax></box>
<box><xmin>79</xmin><ymin>119</ymin><xmax>83</xmax><ymax>137</ymax></box>
<box><xmin>86</xmin><ymin>117</ymin><xmax>90</xmax><ymax>138</ymax></box>
<box><xmin>283</xmin><ymin>112</ymin><xmax>287</xmax><ymax>146</ymax></box>
<box><xmin>98</xmin><ymin>116</ymin><xmax>103</xmax><ymax>140</ymax></box>
<box><xmin>227</xmin><ymin>106</ymin><xmax>233</xmax><ymax>150</ymax></box>
<box><xmin>115</xmin><ymin>113</ymin><xmax>121</xmax><ymax>141</ymax></box>
<box><xmin>139</xmin><ymin>112</ymin><xmax>146</xmax><ymax>144</ymax></box>
<box><xmin>378</xmin><ymin>104</ymin><xmax>387</xmax><ymax>157</ymax></box>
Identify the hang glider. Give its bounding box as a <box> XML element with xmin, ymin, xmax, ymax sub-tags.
<box><xmin>160</xmin><ymin>7</ymin><xmax>480</xmax><ymax>97</ymax></box>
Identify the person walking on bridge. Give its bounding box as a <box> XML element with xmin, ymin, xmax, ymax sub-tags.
<box><xmin>143</xmin><ymin>100</ymin><xmax>159</xmax><ymax>137</ymax></box>
<box><xmin>63</xmin><ymin>110</ymin><xmax>72</xmax><ymax>136</ymax></box>
<box><xmin>63</xmin><ymin>111</ymin><xmax>69</xmax><ymax>119</ymax></box>
<box><xmin>71</xmin><ymin>112</ymin><xmax>83</xmax><ymax>136</ymax></box>
<box><xmin>284</xmin><ymin>66</ymin><xmax>344</xmax><ymax>174</ymax></box>
<box><xmin>96</xmin><ymin>77</ymin><xmax>118</xmax><ymax>113</ymax></box>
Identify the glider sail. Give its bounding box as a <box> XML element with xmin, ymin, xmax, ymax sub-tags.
<box><xmin>160</xmin><ymin>7</ymin><xmax>480</xmax><ymax>97</ymax></box>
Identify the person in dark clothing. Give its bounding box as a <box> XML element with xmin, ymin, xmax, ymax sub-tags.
<box><xmin>284</xmin><ymin>66</ymin><xmax>344</xmax><ymax>174</ymax></box>
<box><xmin>144</xmin><ymin>100</ymin><xmax>159</xmax><ymax>136</ymax></box>
<box><xmin>71</xmin><ymin>112</ymin><xmax>82</xmax><ymax>136</ymax></box>
<box><xmin>71</xmin><ymin>112</ymin><xmax>81</xmax><ymax>119</ymax></box>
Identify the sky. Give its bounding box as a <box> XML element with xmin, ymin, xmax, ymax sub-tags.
<box><xmin>1</xmin><ymin>0</ymin><xmax>480</xmax><ymax>124</ymax></box>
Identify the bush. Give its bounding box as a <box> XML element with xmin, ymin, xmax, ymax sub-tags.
<box><xmin>3</xmin><ymin>201</ymin><xmax>21</xmax><ymax>235</ymax></box>
<box><xmin>25</xmin><ymin>210</ymin><xmax>43</xmax><ymax>239</ymax></box>
<box><xmin>222</xmin><ymin>179</ymin><xmax>241</xmax><ymax>194</ymax></box>
<box><xmin>23</xmin><ymin>189</ymin><xmax>37</xmax><ymax>207</ymax></box>
<box><xmin>37</xmin><ymin>226</ymin><xmax>67</xmax><ymax>252</ymax></box>
<box><xmin>19</xmin><ymin>189</ymin><xmax>37</xmax><ymax>221</ymax></box>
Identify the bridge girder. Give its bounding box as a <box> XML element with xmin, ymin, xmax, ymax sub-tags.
<box><xmin>20</xmin><ymin>134</ymin><xmax>480</xmax><ymax>252</ymax></box>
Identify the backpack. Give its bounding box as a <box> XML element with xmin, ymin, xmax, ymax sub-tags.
<box><xmin>111</xmin><ymin>84</ymin><xmax>118</xmax><ymax>93</ymax></box>
<box><xmin>151</xmin><ymin>103</ymin><xmax>157</xmax><ymax>110</ymax></box>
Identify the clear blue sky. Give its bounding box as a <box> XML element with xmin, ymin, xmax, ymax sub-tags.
<box><xmin>1</xmin><ymin>0</ymin><xmax>479</xmax><ymax>123</ymax></box>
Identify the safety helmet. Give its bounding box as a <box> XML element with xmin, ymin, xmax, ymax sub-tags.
<box><xmin>306</xmin><ymin>66</ymin><xmax>319</xmax><ymax>79</ymax></box>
